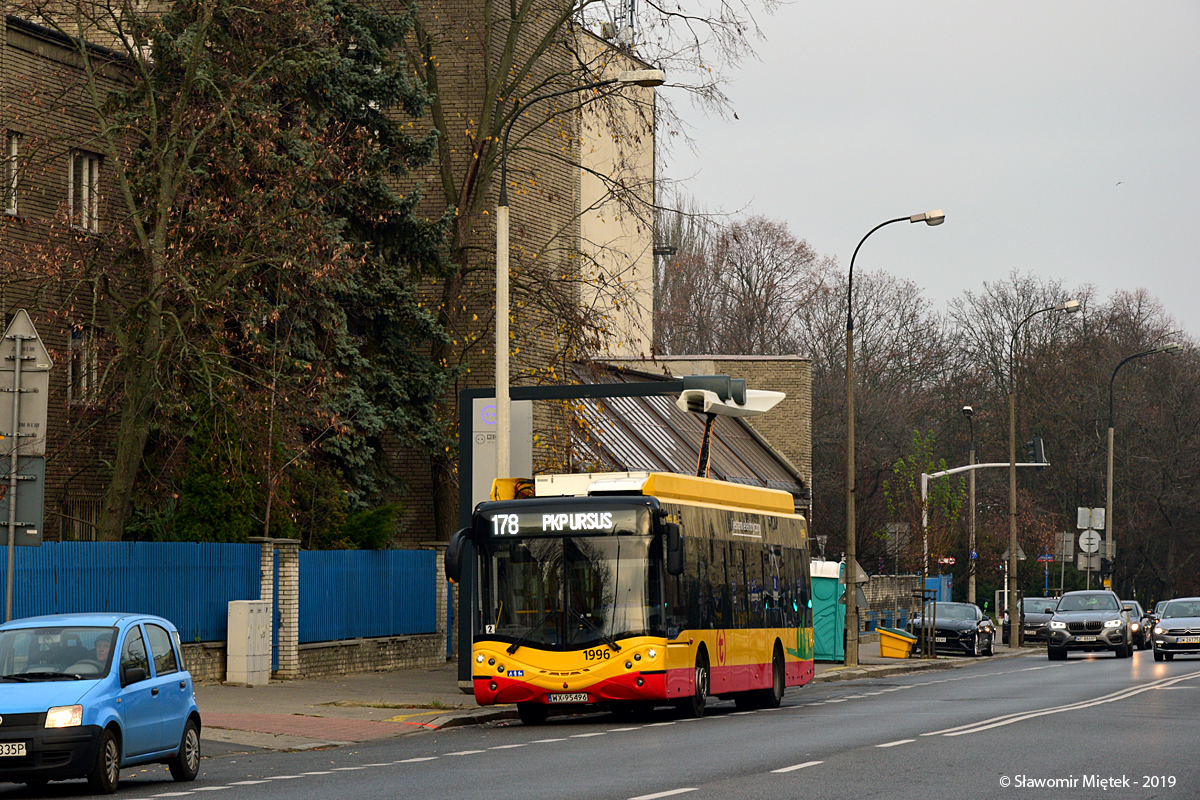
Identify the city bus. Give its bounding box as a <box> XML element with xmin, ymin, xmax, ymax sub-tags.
<box><xmin>445</xmin><ymin>471</ymin><xmax>814</xmax><ymax>724</ymax></box>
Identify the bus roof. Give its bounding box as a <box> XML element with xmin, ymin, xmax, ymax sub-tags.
<box><xmin>529</xmin><ymin>471</ymin><xmax>796</xmax><ymax>515</ymax></box>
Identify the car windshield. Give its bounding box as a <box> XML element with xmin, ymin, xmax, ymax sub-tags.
<box><xmin>1056</xmin><ymin>594</ymin><xmax>1119</xmax><ymax>612</ymax></box>
<box><xmin>1162</xmin><ymin>601</ymin><xmax>1200</xmax><ymax>619</ymax></box>
<box><xmin>0</xmin><ymin>625</ymin><xmax>117</xmax><ymax>680</ymax></box>
<box><xmin>1122</xmin><ymin>603</ymin><xmax>1142</xmax><ymax>616</ymax></box>
<box><xmin>921</xmin><ymin>604</ymin><xmax>978</xmax><ymax>622</ymax></box>
<box><xmin>1023</xmin><ymin>599</ymin><xmax>1055</xmax><ymax>614</ymax></box>
<box><xmin>1155</xmin><ymin>602</ymin><xmax>1168</xmax><ymax>615</ymax></box>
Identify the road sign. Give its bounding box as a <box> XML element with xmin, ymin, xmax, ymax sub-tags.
<box><xmin>0</xmin><ymin>371</ymin><xmax>49</xmax><ymax>457</ymax></box>
<box><xmin>937</xmin><ymin>556</ymin><xmax>956</xmax><ymax>565</ymax></box>
<box><xmin>1055</xmin><ymin>531</ymin><xmax>1074</xmax><ymax>562</ymax></box>
<box><xmin>1077</xmin><ymin>552</ymin><xmax>1100</xmax><ymax>571</ymax></box>
<box><xmin>1077</xmin><ymin>507</ymin><xmax>1105</xmax><ymax>531</ymax></box>
<box><xmin>1079</xmin><ymin>529</ymin><xmax>1101</xmax><ymax>553</ymax></box>
<box><xmin>0</xmin><ymin>310</ymin><xmax>53</xmax><ymax>372</ymax></box>
<box><xmin>0</xmin><ymin>456</ymin><xmax>44</xmax><ymax>546</ymax></box>
<box><xmin>1002</xmin><ymin>546</ymin><xmax>1026</xmax><ymax>561</ymax></box>
<box><xmin>1037</xmin><ymin>554</ymin><xmax>1054</xmax><ymax>563</ymax></box>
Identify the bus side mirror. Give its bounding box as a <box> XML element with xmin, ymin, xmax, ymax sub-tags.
<box><xmin>666</xmin><ymin>523</ymin><xmax>683</xmax><ymax>576</ymax></box>
<box><xmin>446</xmin><ymin>528</ymin><xmax>471</xmax><ymax>583</ymax></box>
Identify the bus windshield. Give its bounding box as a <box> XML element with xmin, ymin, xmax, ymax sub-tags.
<box><xmin>480</xmin><ymin>535</ymin><xmax>663</xmax><ymax>650</ymax></box>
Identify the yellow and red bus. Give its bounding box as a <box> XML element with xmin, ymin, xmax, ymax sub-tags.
<box><xmin>446</xmin><ymin>471</ymin><xmax>814</xmax><ymax>724</ymax></box>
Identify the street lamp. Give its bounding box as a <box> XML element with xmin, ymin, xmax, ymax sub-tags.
<box><xmin>494</xmin><ymin>69</ymin><xmax>666</xmax><ymax>481</ymax></box>
<box><xmin>962</xmin><ymin>405</ymin><xmax>976</xmax><ymax>604</ymax></box>
<box><xmin>1104</xmin><ymin>342</ymin><xmax>1181</xmax><ymax>582</ymax></box>
<box><xmin>845</xmin><ymin>209</ymin><xmax>944</xmax><ymax>666</ymax></box>
<box><xmin>1007</xmin><ymin>299</ymin><xmax>1079</xmax><ymax>649</ymax></box>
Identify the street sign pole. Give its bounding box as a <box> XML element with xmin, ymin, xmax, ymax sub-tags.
<box><xmin>1</xmin><ymin>310</ymin><xmax>53</xmax><ymax>622</ymax></box>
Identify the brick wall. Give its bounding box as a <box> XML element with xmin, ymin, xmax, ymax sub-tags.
<box><xmin>182</xmin><ymin>635</ymin><xmax>446</xmax><ymax>684</ymax></box>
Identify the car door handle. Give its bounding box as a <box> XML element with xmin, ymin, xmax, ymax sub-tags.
<box><xmin>151</xmin><ymin>687</ymin><xmax>159</xmax><ymax>696</ymax></box>
<box><xmin>179</xmin><ymin>681</ymin><xmax>187</xmax><ymax>689</ymax></box>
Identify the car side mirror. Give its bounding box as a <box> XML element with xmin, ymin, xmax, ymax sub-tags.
<box><xmin>122</xmin><ymin>666</ymin><xmax>147</xmax><ymax>687</ymax></box>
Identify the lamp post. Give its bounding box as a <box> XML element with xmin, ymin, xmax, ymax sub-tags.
<box><xmin>494</xmin><ymin>69</ymin><xmax>665</xmax><ymax>481</ymax></box>
<box><xmin>962</xmin><ymin>405</ymin><xmax>976</xmax><ymax>604</ymax></box>
<box><xmin>845</xmin><ymin>209</ymin><xmax>943</xmax><ymax>667</ymax></box>
<box><xmin>1105</xmin><ymin>342</ymin><xmax>1181</xmax><ymax>584</ymax></box>
<box><xmin>1007</xmin><ymin>299</ymin><xmax>1080</xmax><ymax>649</ymax></box>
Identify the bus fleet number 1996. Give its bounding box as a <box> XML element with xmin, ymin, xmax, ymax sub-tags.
<box><xmin>584</xmin><ymin>649</ymin><xmax>611</xmax><ymax>661</ymax></box>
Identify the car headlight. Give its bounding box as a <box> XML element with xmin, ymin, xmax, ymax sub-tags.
<box><xmin>1049</xmin><ymin>620</ymin><xmax>1067</xmax><ymax>630</ymax></box>
<box><xmin>1154</xmin><ymin>626</ymin><xmax>1164</xmax><ymax>635</ymax></box>
<box><xmin>1103</xmin><ymin>619</ymin><xmax>1122</xmax><ymax>628</ymax></box>
<box><xmin>45</xmin><ymin>705</ymin><xmax>83</xmax><ymax>728</ymax></box>
<box><xmin>1131</xmin><ymin>623</ymin><xmax>1140</xmax><ymax>631</ymax></box>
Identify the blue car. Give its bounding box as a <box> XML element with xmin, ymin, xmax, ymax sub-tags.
<box><xmin>0</xmin><ymin>612</ymin><xmax>201</xmax><ymax>793</ymax></box>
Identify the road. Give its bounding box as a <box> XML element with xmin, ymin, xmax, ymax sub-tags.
<box><xmin>8</xmin><ymin>649</ymin><xmax>1199</xmax><ymax>799</ymax></box>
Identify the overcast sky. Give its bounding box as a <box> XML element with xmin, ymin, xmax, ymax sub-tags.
<box><xmin>661</xmin><ymin>2</ymin><xmax>1200</xmax><ymax>338</ymax></box>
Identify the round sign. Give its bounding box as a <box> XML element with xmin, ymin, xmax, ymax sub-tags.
<box><xmin>938</xmin><ymin>556</ymin><xmax>956</xmax><ymax>565</ymax></box>
<box><xmin>1079</xmin><ymin>529</ymin><xmax>1101</xmax><ymax>553</ymax></box>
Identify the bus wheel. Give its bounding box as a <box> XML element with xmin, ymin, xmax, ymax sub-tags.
<box><xmin>676</xmin><ymin>652</ymin><xmax>708</xmax><ymax>718</ymax></box>
<box><xmin>763</xmin><ymin>643</ymin><xmax>785</xmax><ymax>708</ymax></box>
<box><xmin>517</xmin><ymin>703</ymin><xmax>549</xmax><ymax>726</ymax></box>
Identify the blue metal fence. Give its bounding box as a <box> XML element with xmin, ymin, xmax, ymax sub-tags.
<box><xmin>1</xmin><ymin>542</ymin><xmax>438</xmax><ymax>646</ymax></box>
<box><xmin>0</xmin><ymin>542</ymin><xmax>260</xmax><ymax>642</ymax></box>
<box><xmin>299</xmin><ymin>549</ymin><xmax>436</xmax><ymax>643</ymax></box>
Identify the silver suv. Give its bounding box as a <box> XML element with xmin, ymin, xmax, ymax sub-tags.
<box><xmin>1046</xmin><ymin>590</ymin><xmax>1133</xmax><ymax>660</ymax></box>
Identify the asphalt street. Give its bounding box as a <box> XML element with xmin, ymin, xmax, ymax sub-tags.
<box><xmin>8</xmin><ymin>648</ymin><xmax>1198</xmax><ymax>800</ymax></box>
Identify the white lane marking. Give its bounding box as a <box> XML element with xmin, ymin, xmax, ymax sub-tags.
<box><xmin>646</xmin><ymin>721</ymin><xmax>678</xmax><ymax>726</ymax></box>
<box><xmin>444</xmin><ymin>750</ymin><xmax>486</xmax><ymax>755</ymax></box>
<box><xmin>302</xmin><ymin>771</ymin><xmax>334</xmax><ymax>775</ymax></box>
<box><xmin>608</xmin><ymin>727</ymin><xmax>643</xmax><ymax>731</ymax></box>
<box><xmin>876</xmin><ymin>739</ymin><xmax>915</xmax><ymax>748</ymax></box>
<box><xmin>772</xmin><ymin>760</ymin><xmax>824</xmax><ymax>773</ymax></box>
<box><xmin>927</xmin><ymin>668</ymin><xmax>1200</xmax><ymax>737</ymax></box>
<box><xmin>570</xmin><ymin>732</ymin><xmax>607</xmax><ymax>737</ymax></box>
<box><xmin>330</xmin><ymin>767</ymin><xmax>366</xmax><ymax>771</ymax></box>
<box><xmin>825</xmin><ymin>698</ymin><xmax>847</xmax><ymax>703</ymax></box>
<box><xmin>362</xmin><ymin>763</ymin><xmax>393</xmax><ymax>766</ymax></box>
<box><xmin>531</xmin><ymin>738</ymin><xmax>568</xmax><ymax>743</ymax></box>
<box><xmin>730</xmin><ymin>711</ymin><xmax>755</xmax><ymax>716</ymax></box>
<box><xmin>150</xmin><ymin>793</ymin><xmax>195</xmax><ymax>798</ymax></box>
<box><xmin>266</xmin><ymin>775</ymin><xmax>306</xmax><ymax>779</ymax></box>
<box><xmin>628</xmin><ymin>789</ymin><xmax>699</xmax><ymax>800</ymax></box>
<box><xmin>226</xmin><ymin>781</ymin><xmax>270</xmax><ymax>786</ymax></box>
<box><xmin>490</xmin><ymin>744</ymin><xmax>527</xmax><ymax>749</ymax></box>
<box><xmin>397</xmin><ymin>757</ymin><xmax>439</xmax><ymax>763</ymax></box>
<box><xmin>193</xmin><ymin>788</ymin><xmax>233</xmax><ymax>792</ymax></box>
<box><xmin>764</xmin><ymin>706</ymin><xmax>786</xmax><ymax>711</ymax></box>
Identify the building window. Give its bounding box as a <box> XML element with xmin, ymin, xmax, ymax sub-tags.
<box><xmin>3</xmin><ymin>134</ymin><xmax>17</xmax><ymax>216</ymax></box>
<box><xmin>68</xmin><ymin>150</ymin><xmax>101</xmax><ymax>231</ymax></box>
<box><xmin>68</xmin><ymin>324</ymin><xmax>100</xmax><ymax>405</ymax></box>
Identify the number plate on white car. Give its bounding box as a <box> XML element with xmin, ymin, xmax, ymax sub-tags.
<box><xmin>548</xmin><ymin>693</ymin><xmax>589</xmax><ymax>703</ymax></box>
<box><xmin>0</xmin><ymin>743</ymin><xmax>26</xmax><ymax>757</ymax></box>
<box><xmin>1075</xmin><ymin>635</ymin><xmax>1098</xmax><ymax>642</ymax></box>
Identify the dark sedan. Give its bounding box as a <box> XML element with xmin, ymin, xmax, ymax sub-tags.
<box><xmin>1152</xmin><ymin>597</ymin><xmax>1200</xmax><ymax>661</ymax></box>
<box><xmin>1003</xmin><ymin>597</ymin><xmax>1057</xmax><ymax>644</ymax></box>
<box><xmin>1046</xmin><ymin>589</ymin><xmax>1132</xmax><ymax>660</ymax></box>
<box><xmin>1121</xmin><ymin>600</ymin><xmax>1152</xmax><ymax>650</ymax></box>
<box><xmin>908</xmin><ymin>602</ymin><xmax>994</xmax><ymax>657</ymax></box>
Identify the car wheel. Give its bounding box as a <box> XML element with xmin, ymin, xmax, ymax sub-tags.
<box><xmin>676</xmin><ymin>651</ymin><xmax>709</xmax><ymax>719</ymax></box>
<box><xmin>1165</xmin><ymin>652</ymin><xmax>1174</xmax><ymax>661</ymax></box>
<box><xmin>517</xmin><ymin>703</ymin><xmax>549</xmax><ymax>726</ymax></box>
<box><xmin>762</xmin><ymin>643</ymin><xmax>785</xmax><ymax>708</ymax></box>
<box><xmin>1153</xmin><ymin>650</ymin><xmax>1164</xmax><ymax>662</ymax></box>
<box><xmin>972</xmin><ymin>634</ymin><xmax>982</xmax><ymax>657</ymax></box>
<box><xmin>984</xmin><ymin>635</ymin><xmax>994</xmax><ymax>657</ymax></box>
<box><xmin>87</xmin><ymin>727</ymin><xmax>120</xmax><ymax>794</ymax></box>
<box><xmin>168</xmin><ymin>718</ymin><xmax>201</xmax><ymax>782</ymax></box>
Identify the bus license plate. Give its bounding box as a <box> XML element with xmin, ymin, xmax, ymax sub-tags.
<box><xmin>1177</xmin><ymin>637</ymin><xmax>1200</xmax><ymax>644</ymax></box>
<box><xmin>1075</xmin><ymin>635</ymin><xmax>1098</xmax><ymax>642</ymax></box>
<box><xmin>548</xmin><ymin>693</ymin><xmax>589</xmax><ymax>704</ymax></box>
<box><xmin>0</xmin><ymin>742</ymin><xmax>26</xmax><ymax>757</ymax></box>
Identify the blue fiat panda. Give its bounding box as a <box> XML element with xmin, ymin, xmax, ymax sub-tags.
<box><xmin>0</xmin><ymin>613</ymin><xmax>201</xmax><ymax>793</ymax></box>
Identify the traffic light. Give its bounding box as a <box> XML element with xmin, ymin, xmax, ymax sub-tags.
<box><xmin>1100</xmin><ymin>558</ymin><xmax>1114</xmax><ymax>578</ymax></box>
<box><xmin>1025</xmin><ymin>437</ymin><xmax>1046</xmax><ymax>471</ymax></box>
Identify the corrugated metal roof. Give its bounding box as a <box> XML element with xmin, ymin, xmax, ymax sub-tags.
<box><xmin>568</xmin><ymin>363</ymin><xmax>806</xmax><ymax>501</ymax></box>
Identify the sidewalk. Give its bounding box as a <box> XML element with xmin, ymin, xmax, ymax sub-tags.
<box><xmin>197</xmin><ymin>642</ymin><xmax>1035</xmax><ymax>754</ymax></box>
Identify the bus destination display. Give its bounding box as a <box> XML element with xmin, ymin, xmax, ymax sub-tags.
<box><xmin>482</xmin><ymin>507</ymin><xmax>646</xmax><ymax>538</ymax></box>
